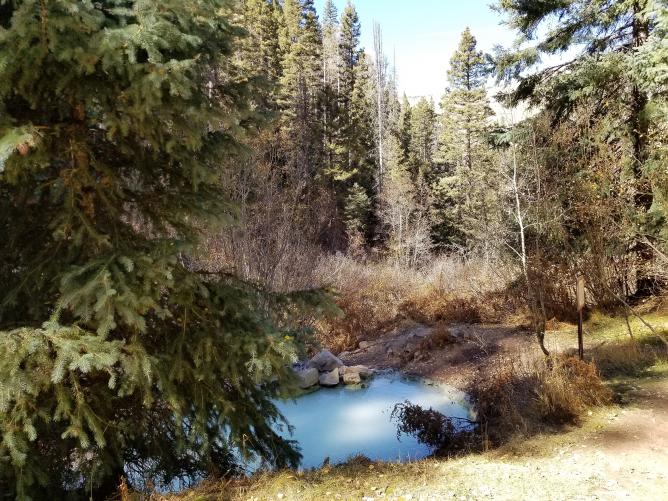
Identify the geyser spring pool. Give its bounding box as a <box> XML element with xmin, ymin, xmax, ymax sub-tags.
<box><xmin>273</xmin><ymin>374</ymin><xmax>473</xmax><ymax>469</ymax></box>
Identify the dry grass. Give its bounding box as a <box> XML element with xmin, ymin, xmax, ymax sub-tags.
<box><xmin>313</xmin><ymin>255</ymin><xmax>517</xmax><ymax>352</ymax></box>
<box><xmin>576</xmin><ymin>310</ymin><xmax>668</xmax><ymax>377</ymax></box>
<box><xmin>591</xmin><ymin>339</ymin><xmax>664</xmax><ymax>377</ymax></box>
<box><xmin>471</xmin><ymin>354</ymin><xmax>612</xmax><ymax>444</ymax></box>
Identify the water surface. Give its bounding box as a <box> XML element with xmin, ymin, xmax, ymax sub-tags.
<box><xmin>275</xmin><ymin>374</ymin><xmax>472</xmax><ymax>469</ymax></box>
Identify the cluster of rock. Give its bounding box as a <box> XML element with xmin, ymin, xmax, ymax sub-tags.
<box><xmin>295</xmin><ymin>350</ymin><xmax>373</xmax><ymax>389</ymax></box>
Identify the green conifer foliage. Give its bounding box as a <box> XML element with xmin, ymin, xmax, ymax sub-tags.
<box><xmin>436</xmin><ymin>29</ymin><xmax>496</xmax><ymax>250</ymax></box>
<box><xmin>344</xmin><ymin>182</ymin><xmax>371</xmax><ymax>235</ymax></box>
<box><xmin>278</xmin><ymin>0</ymin><xmax>324</xmax><ymax>175</ymax></box>
<box><xmin>242</xmin><ymin>0</ymin><xmax>283</xmax><ymax>99</ymax></box>
<box><xmin>329</xmin><ymin>1</ymin><xmax>363</xmax><ymax>182</ymax></box>
<box><xmin>398</xmin><ymin>95</ymin><xmax>413</xmax><ymax>164</ymax></box>
<box><xmin>407</xmin><ymin>97</ymin><xmax>437</xmax><ymax>180</ymax></box>
<box><xmin>322</xmin><ymin>0</ymin><xmax>340</xmax><ymax>173</ymax></box>
<box><xmin>279</xmin><ymin>0</ymin><xmax>323</xmax><ymax>112</ymax></box>
<box><xmin>633</xmin><ymin>0</ymin><xmax>668</xmax><ymax>255</ymax></box>
<box><xmin>439</xmin><ymin>29</ymin><xmax>492</xmax><ymax>169</ymax></box>
<box><xmin>349</xmin><ymin>53</ymin><xmax>377</xmax><ymax>189</ymax></box>
<box><xmin>337</xmin><ymin>1</ymin><xmax>362</xmax><ymax>131</ymax></box>
<box><xmin>494</xmin><ymin>0</ymin><xmax>654</xmax><ymax>188</ymax></box>
<box><xmin>0</xmin><ymin>1</ymin><xmax>324</xmax><ymax>497</ymax></box>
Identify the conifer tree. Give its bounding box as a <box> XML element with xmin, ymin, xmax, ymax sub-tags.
<box><xmin>407</xmin><ymin>97</ymin><xmax>437</xmax><ymax>180</ymax></box>
<box><xmin>333</xmin><ymin>1</ymin><xmax>363</xmax><ymax>179</ymax></box>
<box><xmin>279</xmin><ymin>0</ymin><xmax>323</xmax><ymax>110</ymax></box>
<box><xmin>344</xmin><ymin>182</ymin><xmax>372</xmax><ymax>235</ymax></box>
<box><xmin>436</xmin><ymin>29</ymin><xmax>496</xmax><ymax>250</ymax></box>
<box><xmin>241</xmin><ymin>0</ymin><xmax>284</xmax><ymax>107</ymax></box>
<box><xmin>0</xmin><ymin>1</ymin><xmax>325</xmax><ymax>497</ymax></box>
<box><xmin>350</xmin><ymin>53</ymin><xmax>377</xmax><ymax>191</ymax></box>
<box><xmin>278</xmin><ymin>0</ymin><xmax>324</xmax><ymax>176</ymax></box>
<box><xmin>439</xmin><ymin>28</ymin><xmax>491</xmax><ymax>170</ymax></box>
<box><xmin>494</xmin><ymin>0</ymin><xmax>655</xmax><ymax>198</ymax></box>
<box><xmin>398</xmin><ymin>95</ymin><xmax>413</xmax><ymax>164</ymax></box>
<box><xmin>322</xmin><ymin>0</ymin><xmax>341</xmax><ymax>89</ymax></box>
<box><xmin>633</xmin><ymin>0</ymin><xmax>668</xmax><ymax>258</ymax></box>
<box><xmin>321</xmin><ymin>0</ymin><xmax>341</xmax><ymax>172</ymax></box>
<box><xmin>242</xmin><ymin>0</ymin><xmax>283</xmax><ymax>79</ymax></box>
<box><xmin>337</xmin><ymin>53</ymin><xmax>377</xmax><ymax>242</ymax></box>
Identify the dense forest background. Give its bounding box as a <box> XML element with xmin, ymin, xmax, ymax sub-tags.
<box><xmin>0</xmin><ymin>0</ymin><xmax>666</xmax><ymax>498</ymax></box>
<box><xmin>218</xmin><ymin>0</ymin><xmax>667</xmax><ymax>301</ymax></box>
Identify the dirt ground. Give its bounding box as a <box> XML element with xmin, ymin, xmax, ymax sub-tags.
<box><xmin>340</xmin><ymin>321</ymin><xmax>567</xmax><ymax>389</ymax></box>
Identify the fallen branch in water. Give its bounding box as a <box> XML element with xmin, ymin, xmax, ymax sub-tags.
<box><xmin>391</xmin><ymin>401</ymin><xmax>477</xmax><ymax>450</ymax></box>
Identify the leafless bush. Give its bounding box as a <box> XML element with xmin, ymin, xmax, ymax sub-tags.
<box><xmin>199</xmin><ymin>131</ymin><xmax>341</xmax><ymax>293</ymax></box>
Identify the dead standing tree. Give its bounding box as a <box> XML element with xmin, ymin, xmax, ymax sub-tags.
<box><xmin>373</xmin><ymin>21</ymin><xmax>386</xmax><ymax>194</ymax></box>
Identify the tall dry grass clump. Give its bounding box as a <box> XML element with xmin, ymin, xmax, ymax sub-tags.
<box><xmin>313</xmin><ymin>254</ymin><xmax>517</xmax><ymax>351</ymax></box>
<box><xmin>471</xmin><ymin>354</ymin><xmax>611</xmax><ymax>444</ymax></box>
<box><xmin>591</xmin><ymin>337</ymin><xmax>668</xmax><ymax>377</ymax></box>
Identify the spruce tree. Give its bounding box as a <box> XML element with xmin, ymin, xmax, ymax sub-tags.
<box><xmin>242</xmin><ymin>0</ymin><xmax>283</xmax><ymax>94</ymax></box>
<box><xmin>350</xmin><ymin>53</ymin><xmax>377</xmax><ymax>191</ymax></box>
<box><xmin>633</xmin><ymin>0</ymin><xmax>668</xmax><ymax>255</ymax></box>
<box><xmin>322</xmin><ymin>0</ymin><xmax>341</xmax><ymax>89</ymax></box>
<box><xmin>439</xmin><ymin>28</ymin><xmax>491</xmax><ymax>171</ymax></box>
<box><xmin>322</xmin><ymin>0</ymin><xmax>340</xmax><ymax>173</ymax></box>
<box><xmin>278</xmin><ymin>0</ymin><xmax>324</xmax><ymax>176</ymax></box>
<box><xmin>436</xmin><ymin>28</ymin><xmax>495</xmax><ymax>250</ymax></box>
<box><xmin>398</xmin><ymin>94</ymin><xmax>413</xmax><ymax>164</ymax></box>
<box><xmin>344</xmin><ymin>182</ymin><xmax>371</xmax><ymax>235</ymax></box>
<box><xmin>332</xmin><ymin>1</ymin><xmax>363</xmax><ymax>180</ymax></box>
<box><xmin>407</xmin><ymin>97</ymin><xmax>437</xmax><ymax>180</ymax></box>
<box><xmin>0</xmin><ymin>1</ymin><xmax>325</xmax><ymax>497</ymax></box>
<box><xmin>494</xmin><ymin>0</ymin><xmax>656</xmax><ymax>200</ymax></box>
<box><xmin>338</xmin><ymin>1</ymin><xmax>362</xmax><ymax>102</ymax></box>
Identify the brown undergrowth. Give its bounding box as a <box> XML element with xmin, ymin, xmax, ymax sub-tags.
<box><xmin>470</xmin><ymin>355</ymin><xmax>612</xmax><ymax>446</ymax></box>
<box><xmin>313</xmin><ymin>255</ymin><xmax>518</xmax><ymax>352</ymax></box>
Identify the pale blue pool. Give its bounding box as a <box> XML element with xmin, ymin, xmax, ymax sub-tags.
<box><xmin>274</xmin><ymin>374</ymin><xmax>472</xmax><ymax>469</ymax></box>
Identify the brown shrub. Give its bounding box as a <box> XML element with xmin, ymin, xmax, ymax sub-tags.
<box><xmin>312</xmin><ymin>262</ymin><xmax>411</xmax><ymax>352</ymax></box>
<box><xmin>390</xmin><ymin>400</ymin><xmax>479</xmax><ymax>456</ymax></box>
<box><xmin>400</xmin><ymin>290</ymin><xmax>483</xmax><ymax>324</ymax></box>
<box><xmin>314</xmin><ymin>255</ymin><xmax>516</xmax><ymax>352</ymax></box>
<box><xmin>470</xmin><ymin>355</ymin><xmax>612</xmax><ymax>444</ymax></box>
<box><xmin>535</xmin><ymin>357</ymin><xmax>611</xmax><ymax>423</ymax></box>
<box><xmin>418</xmin><ymin>324</ymin><xmax>457</xmax><ymax>352</ymax></box>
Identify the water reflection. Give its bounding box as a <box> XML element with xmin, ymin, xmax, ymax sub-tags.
<box><xmin>274</xmin><ymin>375</ymin><xmax>472</xmax><ymax>469</ymax></box>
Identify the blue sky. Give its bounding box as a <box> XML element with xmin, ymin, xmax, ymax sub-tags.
<box><xmin>314</xmin><ymin>0</ymin><xmax>516</xmax><ymax>103</ymax></box>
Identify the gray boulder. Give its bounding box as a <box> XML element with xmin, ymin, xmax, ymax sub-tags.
<box><xmin>296</xmin><ymin>367</ymin><xmax>319</xmax><ymax>389</ymax></box>
<box><xmin>341</xmin><ymin>365</ymin><xmax>374</xmax><ymax>380</ymax></box>
<box><xmin>342</xmin><ymin>371</ymin><xmax>362</xmax><ymax>385</ymax></box>
<box><xmin>307</xmin><ymin>350</ymin><xmax>344</xmax><ymax>372</ymax></box>
<box><xmin>319</xmin><ymin>368</ymin><xmax>340</xmax><ymax>387</ymax></box>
